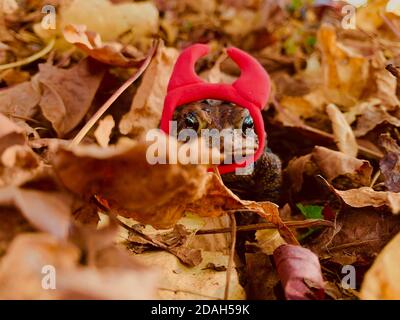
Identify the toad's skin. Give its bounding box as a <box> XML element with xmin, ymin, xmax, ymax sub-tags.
<box><xmin>172</xmin><ymin>100</ymin><xmax>282</xmax><ymax>203</ymax></box>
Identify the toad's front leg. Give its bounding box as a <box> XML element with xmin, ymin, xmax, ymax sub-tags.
<box><xmin>221</xmin><ymin>147</ymin><xmax>282</xmax><ymax>203</ymax></box>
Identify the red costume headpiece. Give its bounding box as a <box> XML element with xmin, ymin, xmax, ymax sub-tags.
<box><xmin>160</xmin><ymin>44</ymin><xmax>271</xmax><ymax>174</ymax></box>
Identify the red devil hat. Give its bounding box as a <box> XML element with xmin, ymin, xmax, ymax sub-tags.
<box><xmin>160</xmin><ymin>44</ymin><xmax>271</xmax><ymax>174</ymax></box>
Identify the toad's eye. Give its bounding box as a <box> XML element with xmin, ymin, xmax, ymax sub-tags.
<box><xmin>184</xmin><ymin>112</ymin><xmax>200</xmax><ymax>132</ymax></box>
<box><xmin>241</xmin><ymin>115</ymin><xmax>254</xmax><ymax>135</ymax></box>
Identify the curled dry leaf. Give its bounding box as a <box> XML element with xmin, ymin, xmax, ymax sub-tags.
<box><xmin>38</xmin><ymin>58</ymin><xmax>105</xmax><ymax>137</ymax></box>
<box><xmin>379</xmin><ymin>134</ymin><xmax>400</xmax><ymax>192</ymax></box>
<box><xmin>0</xmin><ymin>186</ymin><xmax>73</xmax><ymax>239</ymax></box>
<box><xmin>326</xmin><ymin>104</ymin><xmax>358</xmax><ymax>158</ymax></box>
<box><xmin>63</xmin><ymin>24</ymin><xmax>147</xmax><ymax>68</ymax></box>
<box><xmin>361</xmin><ymin>231</ymin><xmax>400</xmax><ymax>299</ymax></box>
<box><xmin>353</xmin><ymin>102</ymin><xmax>400</xmax><ymax>137</ymax></box>
<box><xmin>312</xmin><ymin>146</ymin><xmax>372</xmax><ymax>185</ymax></box>
<box><xmin>286</xmin><ymin>146</ymin><xmax>372</xmax><ymax>192</ymax></box>
<box><xmin>335</xmin><ymin>187</ymin><xmax>400</xmax><ymax>214</ymax></box>
<box><xmin>119</xmin><ymin>42</ymin><xmax>179</xmax><ymax>137</ymax></box>
<box><xmin>273</xmin><ymin>244</ymin><xmax>324</xmax><ymax>300</ymax></box>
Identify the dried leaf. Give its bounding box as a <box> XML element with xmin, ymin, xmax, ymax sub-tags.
<box><xmin>0</xmin><ymin>113</ymin><xmax>25</xmax><ymax>155</ymax></box>
<box><xmin>336</xmin><ymin>187</ymin><xmax>400</xmax><ymax>214</ymax></box>
<box><xmin>326</xmin><ymin>104</ymin><xmax>358</xmax><ymax>157</ymax></box>
<box><xmin>38</xmin><ymin>59</ymin><xmax>105</xmax><ymax>137</ymax></box>
<box><xmin>0</xmin><ymin>81</ymin><xmax>41</xmax><ymax>119</ymax></box>
<box><xmin>119</xmin><ymin>43</ymin><xmax>179</xmax><ymax>137</ymax></box>
<box><xmin>94</xmin><ymin>115</ymin><xmax>115</xmax><ymax>148</ymax></box>
<box><xmin>63</xmin><ymin>24</ymin><xmax>146</xmax><ymax>68</ymax></box>
<box><xmin>286</xmin><ymin>146</ymin><xmax>372</xmax><ymax>192</ymax></box>
<box><xmin>379</xmin><ymin>134</ymin><xmax>400</xmax><ymax>192</ymax></box>
<box><xmin>361</xmin><ymin>231</ymin><xmax>400</xmax><ymax>299</ymax></box>
<box><xmin>0</xmin><ymin>187</ymin><xmax>72</xmax><ymax>239</ymax></box>
<box><xmin>60</xmin><ymin>0</ymin><xmax>159</xmax><ymax>42</ymax></box>
<box><xmin>0</xmin><ymin>233</ymin><xmax>158</xmax><ymax>299</ymax></box>
<box><xmin>318</xmin><ymin>24</ymin><xmax>369</xmax><ymax>109</ymax></box>
<box><xmin>312</xmin><ymin>146</ymin><xmax>372</xmax><ymax>185</ymax></box>
<box><xmin>273</xmin><ymin>244</ymin><xmax>324</xmax><ymax>300</ymax></box>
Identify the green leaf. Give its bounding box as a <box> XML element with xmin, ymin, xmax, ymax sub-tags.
<box><xmin>296</xmin><ymin>203</ymin><xmax>324</xmax><ymax>220</ymax></box>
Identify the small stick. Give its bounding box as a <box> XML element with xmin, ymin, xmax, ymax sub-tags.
<box><xmin>197</xmin><ymin>219</ymin><xmax>334</xmax><ymax>235</ymax></box>
<box><xmin>224</xmin><ymin>213</ymin><xmax>237</xmax><ymax>300</ymax></box>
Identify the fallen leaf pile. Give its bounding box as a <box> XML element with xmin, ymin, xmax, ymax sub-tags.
<box><xmin>0</xmin><ymin>0</ymin><xmax>400</xmax><ymax>300</ymax></box>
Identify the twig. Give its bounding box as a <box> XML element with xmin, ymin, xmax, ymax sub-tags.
<box><xmin>196</xmin><ymin>219</ymin><xmax>334</xmax><ymax>235</ymax></box>
<box><xmin>370</xmin><ymin>170</ymin><xmax>381</xmax><ymax>188</ymax></box>
<box><xmin>224</xmin><ymin>213</ymin><xmax>236</xmax><ymax>300</ymax></box>
<box><xmin>70</xmin><ymin>40</ymin><xmax>159</xmax><ymax>146</ymax></box>
<box><xmin>0</xmin><ymin>38</ymin><xmax>55</xmax><ymax>71</ymax></box>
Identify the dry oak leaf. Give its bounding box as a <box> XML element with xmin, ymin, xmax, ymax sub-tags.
<box><xmin>361</xmin><ymin>231</ymin><xmax>400</xmax><ymax>299</ymax></box>
<box><xmin>38</xmin><ymin>58</ymin><xmax>105</xmax><ymax>137</ymax></box>
<box><xmin>119</xmin><ymin>42</ymin><xmax>179</xmax><ymax>137</ymax></box>
<box><xmin>336</xmin><ymin>187</ymin><xmax>400</xmax><ymax>214</ymax></box>
<box><xmin>0</xmin><ymin>186</ymin><xmax>73</xmax><ymax>239</ymax></box>
<box><xmin>0</xmin><ymin>81</ymin><xmax>41</xmax><ymax>119</ymax></box>
<box><xmin>63</xmin><ymin>24</ymin><xmax>147</xmax><ymax>68</ymax></box>
<box><xmin>326</xmin><ymin>104</ymin><xmax>358</xmax><ymax>158</ymax></box>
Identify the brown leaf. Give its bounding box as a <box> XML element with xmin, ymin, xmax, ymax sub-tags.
<box><xmin>0</xmin><ymin>233</ymin><xmax>80</xmax><ymax>299</ymax></box>
<box><xmin>53</xmin><ymin>135</ymin><xmax>297</xmax><ymax>243</ymax></box>
<box><xmin>379</xmin><ymin>133</ymin><xmax>400</xmax><ymax>192</ymax></box>
<box><xmin>326</xmin><ymin>104</ymin><xmax>358</xmax><ymax>157</ymax></box>
<box><xmin>0</xmin><ymin>81</ymin><xmax>41</xmax><ymax>119</ymax></box>
<box><xmin>63</xmin><ymin>24</ymin><xmax>146</xmax><ymax>68</ymax></box>
<box><xmin>353</xmin><ymin>103</ymin><xmax>400</xmax><ymax>137</ymax></box>
<box><xmin>361</xmin><ymin>231</ymin><xmax>400</xmax><ymax>299</ymax></box>
<box><xmin>273</xmin><ymin>244</ymin><xmax>325</xmax><ymax>300</ymax></box>
<box><xmin>0</xmin><ymin>233</ymin><xmax>158</xmax><ymax>299</ymax></box>
<box><xmin>119</xmin><ymin>42</ymin><xmax>179</xmax><ymax>137</ymax></box>
<box><xmin>0</xmin><ymin>187</ymin><xmax>73</xmax><ymax>239</ymax></box>
<box><xmin>318</xmin><ymin>24</ymin><xmax>369</xmax><ymax>109</ymax></box>
<box><xmin>0</xmin><ymin>113</ymin><xmax>25</xmax><ymax>155</ymax></box>
<box><xmin>38</xmin><ymin>58</ymin><xmax>105</xmax><ymax>137</ymax></box>
<box><xmin>52</xmin><ymin>136</ymin><xmax>210</xmax><ymax>229</ymax></box>
<box><xmin>312</xmin><ymin>146</ymin><xmax>372</xmax><ymax>186</ymax></box>
<box><xmin>335</xmin><ymin>187</ymin><xmax>400</xmax><ymax>214</ymax></box>
<box><xmin>286</xmin><ymin>146</ymin><xmax>372</xmax><ymax>192</ymax></box>
<box><xmin>94</xmin><ymin>115</ymin><xmax>115</xmax><ymax>148</ymax></box>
